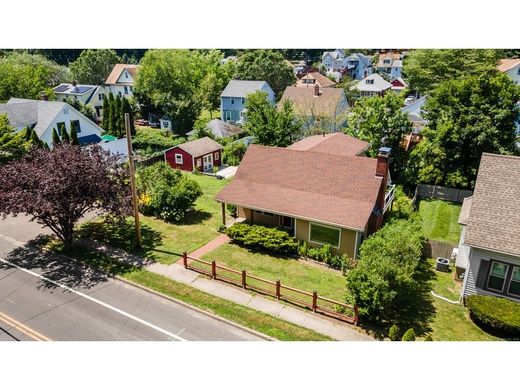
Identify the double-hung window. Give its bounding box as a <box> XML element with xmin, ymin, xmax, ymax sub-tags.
<box><xmin>487</xmin><ymin>261</ymin><xmax>509</xmax><ymax>292</ymax></box>
<box><xmin>508</xmin><ymin>267</ymin><xmax>520</xmax><ymax>296</ymax></box>
<box><xmin>175</xmin><ymin>154</ymin><xmax>183</xmax><ymax>164</ymax></box>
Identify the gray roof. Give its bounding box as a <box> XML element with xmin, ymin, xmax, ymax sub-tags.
<box><xmin>347</xmin><ymin>53</ymin><xmax>371</xmax><ymax>66</ymax></box>
<box><xmin>464</xmin><ymin>153</ymin><xmax>520</xmax><ymax>257</ymax></box>
<box><xmin>187</xmin><ymin>119</ymin><xmax>244</xmax><ymax>139</ymax></box>
<box><xmin>53</xmin><ymin>83</ymin><xmax>96</xmax><ymax>95</ymax></box>
<box><xmin>458</xmin><ymin>196</ymin><xmax>473</xmax><ymax>225</ymax></box>
<box><xmin>174</xmin><ymin>136</ymin><xmax>223</xmax><ymax>157</ymax></box>
<box><xmin>352</xmin><ymin>73</ymin><xmax>392</xmax><ymax>92</ymax></box>
<box><xmin>322</xmin><ymin>50</ymin><xmax>345</xmax><ymax>60</ymax></box>
<box><xmin>402</xmin><ymin>96</ymin><xmax>427</xmax><ymax>118</ymax></box>
<box><xmin>221</xmin><ymin>80</ymin><xmax>269</xmax><ymax>98</ymax></box>
<box><xmin>0</xmin><ymin>98</ymin><xmax>66</xmax><ymax>137</ymax></box>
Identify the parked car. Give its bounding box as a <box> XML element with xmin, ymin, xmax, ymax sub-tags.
<box><xmin>134</xmin><ymin>119</ymin><xmax>149</xmax><ymax>126</ymax></box>
<box><xmin>149</xmin><ymin>121</ymin><xmax>160</xmax><ymax>128</ymax></box>
<box><xmin>404</xmin><ymin>96</ymin><xmax>416</xmax><ymax>105</ymax></box>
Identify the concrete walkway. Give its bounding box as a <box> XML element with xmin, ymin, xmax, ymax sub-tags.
<box><xmin>84</xmin><ymin>240</ymin><xmax>372</xmax><ymax>341</ymax></box>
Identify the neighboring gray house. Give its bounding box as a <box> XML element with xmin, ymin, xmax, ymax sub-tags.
<box><xmin>321</xmin><ymin>49</ymin><xmax>346</xmax><ymax>73</ymax></box>
<box><xmin>401</xmin><ymin>96</ymin><xmax>428</xmax><ymax>133</ymax></box>
<box><xmin>0</xmin><ymin>98</ymin><xmax>102</xmax><ymax>147</ymax></box>
<box><xmin>351</xmin><ymin>73</ymin><xmax>392</xmax><ymax>97</ymax></box>
<box><xmin>53</xmin><ymin>82</ymin><xmax>108</xmax><ymax>119</ymax></box>
<box><xmin>457</xmin><ymin>153</ymin><xmax>520</xmax><ymax>302</ymax></box>
<box><xmin>344</xmin><ymin>53</ymin><xmax>374</xmax><ymax>80</ymax></box>
<box><xmin>187</xmin><ymin>119</ymin><xmax>244</xmax><ymax>139</ymax></box>
<box><xmin>220</xmin><ymin>80</ymin><xmax>275</xmax><ymax>124</ymax></box>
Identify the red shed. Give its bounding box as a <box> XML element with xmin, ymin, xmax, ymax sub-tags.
<box><xmin>164</xmin><ymin>137</ymin><xmax>223</xmax><ymax>172</ymax></box>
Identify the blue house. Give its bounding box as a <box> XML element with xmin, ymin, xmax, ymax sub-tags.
<box><xmin>344</xmin><ymin>53</ymin><xmax>373</xmax><ymax>80</ymax></box>
<box><xmin>220</xmin><ymin>80</ymin><xmax>275</xmax><ymax>124</ymax></box>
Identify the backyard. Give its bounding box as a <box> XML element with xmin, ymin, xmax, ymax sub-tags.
<box><xmin>418</xmin><ymin>199</ymin><xmax>463</xmax><ymax>245</ymax></box>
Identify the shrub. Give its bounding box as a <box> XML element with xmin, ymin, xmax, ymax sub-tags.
<box><xmin>226</xmin><ymin>223</ymin><xmax>298</xmax><ymax>255</ymax></box>
<box><xmin>466</xmin><ymin>295</ymin><xmax>520</xmax><ymax>337</ymax></box>
<box><xmin>136</xmin><ymin>162</ymin><xmax>202</xmax><ymax>222</ymax></box>
<box><xmin>346</xmin><ymin>219</ymin><xmax>425</xmax><ymax>323</ymax></box>
<box><xmin>402</xmin><ymin>328</ymin><xmax>416</xmax><ymax>341</ymax></box>
<box><xmin>133</xmin><ymin>127</ymin><xmax>185</xmax><ymax>156</ymax></box>
<box><xmin>297</xmin><ymin>241</ymin><xmax>351</xmax><ymax>271</ymax></box>
<box><xmin>388</xmin><ymin>325</ymin><xmax>400</xmax><ymax>341</ymax></box>
<box><xmin>223</xmin><ymin>141</ymin><xmax>247</xmax><ymax>166</ymax></box>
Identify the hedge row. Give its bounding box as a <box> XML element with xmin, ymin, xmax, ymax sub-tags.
<box><xmin>226</xmin><ymin>223</ymin><xmax>299</xmax><ymax>255</ymax></box>
<box><xmin>466</xmin><ymin>295</ymin><xmax>520</xmax><ymax>337</ymax></box>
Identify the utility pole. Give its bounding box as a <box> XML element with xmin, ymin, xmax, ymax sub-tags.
<box><xmin>125</xmin><ymin>113</ymin><xmax>142</xmax><ymax>249</ymax></box>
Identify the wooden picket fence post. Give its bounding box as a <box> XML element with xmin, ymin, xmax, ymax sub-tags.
<box><xmin>312</xmin><ymin>291</ymin><xmax>318</xmax><ymax>312</ymax></box>
<box><xmin>182</xmin><ymin>252</ymin><xmax>188</xmax><ymax>269</ymax></box>
<box><xmin>275</xmin><ymin>281</ymin><xmax>281</xmax><ymax>299</ymax></box>
<box><xmin>211</xmin><ymin>260</ymin><xmax>216</xmax><ymax>279</ymax></box>
<box><xmin>241</xmin><ymin>270</ymin><xmax>247</xmax><ymax>289</ymax></box>
<box><xmin>354</xmin><ymin>305</ymin><xmax>359</xmax><ymax>326</ymax></box>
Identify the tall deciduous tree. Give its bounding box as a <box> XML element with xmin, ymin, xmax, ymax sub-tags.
<box><xmin>69</xmin><ymin>49</ymin><xmax>121</xmax><ymax>85</ymax></box>
<box><xmin>346</xmin><ymin>93</ymin><xmax>411</xmax><ymax>178</ymax></box>
<box><xmin>0</xmin><ymin>52</ymin><xmax>69</xmax><ymax>102</ymax></box>
<box><xmin>244</xmin><ymin>91</ymin><xmax>302</xmax><ymax>147</ymax></box>
<box><xmin>0</xmin><ymin>143</ymin><xmax>131</xmax><ymax>249</ymax></box>
<box><xmin>406</xmin><ymin>72</ymin><xmax>520</xmax><ymax>189</ymax></box>
<box><xmin>234</xmin><ymin>50</ymin><xmax>295</xmax><ymax>99</ymax></box>
<box><xmin>0</xmin><ymin>114</ymin><xmax>27</xmax><ymax>163</ymax></box>
<box><xmin>403</xmin><ymin>49</ymin><xmax>501</xmax><ymax>94</ymax></box>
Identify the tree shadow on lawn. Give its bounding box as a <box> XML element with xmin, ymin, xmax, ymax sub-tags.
<box><xmin>0</xmin><ymin>235</ymin><xmax>110</xmax><ymax>291</ymax></box>
<box><xmin>77</xmin><ymin>219</ymin><xmax>163</xmax><ymax>260</ymax></box>
<box><xmin>179</xmin><ymin>209</ymin><xmax>213</xmax><ymax>225</ymax></box>
<box><xmin>361</xmin><ymin>260</ymin><xmax>437</xmax><ymax>340</ymax></box>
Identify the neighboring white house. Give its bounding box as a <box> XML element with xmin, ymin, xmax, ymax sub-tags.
<box><xmin>321</xmin><ymin>49</ymin><xmax>346</xmax><ymax>74</ymax></box>
<box><xmin>98</xmin><ymin>137</ymin><xmax>129</xmax><ymax>163</ymax></box>
<box><xmin>351</xmin><ymin>73</ymin><xmax>392</xmax><ymax>97</ymax></box>
<box><xmin>457</xmin><ymin>153</ymin><xmax>520</xmax><ymax>302</ymax></box>
<box><xmin>220</xmin><ymin>80</ymin><xmax>275</xmax><ymax>124</ymax></box>
<box><xmin>497</xmin><ymin>59</ymin><xmax>520</xmax><ymax>85</ymax></box>
<box><xmin>376</xmin><ymin>52</ymin><xmax>405</xmax><ymax>80</ymax></box>
<box><xmin>0</xmin><ymin>98</ymin><xmax>102</xmax><ymax>147</ymax></box>
<box><xmin>321</xmin><ymin>50</ymin><xmax>373</xmax><ymax>81</ymax></box>
<box><xmin>53</xmin><ymin>82</ymin><xmax>108</xmax><ymax>119</ymax></box>
<box><xmin>105</xmin><ymin>64</ymin><xmax>139</xmax><ymax>98</ymax></box>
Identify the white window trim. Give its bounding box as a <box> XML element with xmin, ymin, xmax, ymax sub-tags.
<box><xmin>214</xmin><ymin>151</ymin><xmax>219</xmax><ymax>160</ymax></box>
<box><xmin>507</xmin><ymin>266</ymin><xmax>520</xmax><ymax>297</ymax></box>
<box><xmin>308</xmin><ymin>222</ymin><xmax>341</xmax><ymax>249</ymax></box>
<box><xmin>486</xmin><ymin>261</ymin><xmax>509</xmax><ymax>293</ymax></box>
<box><xmin>175</xmin><ymin>153</ymin><xmax>183</xmax><ymax>165</ymax></box>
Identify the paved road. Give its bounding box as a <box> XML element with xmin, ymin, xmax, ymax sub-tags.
<box><xmin>0</xmin><ymin>218</ymin><xmax>264</xmax><ymax>341</ymax></box>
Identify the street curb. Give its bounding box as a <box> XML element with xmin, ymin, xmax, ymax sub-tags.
<box><xmin>113</xmin><ymin>274</ymin><xmax>275</xmax><ymax>341</ymax></box>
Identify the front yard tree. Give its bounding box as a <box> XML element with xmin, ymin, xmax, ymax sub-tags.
<box><xmin>101</xmin><ymin>95</ymin><xmax>110</xmax><ymax>130</ymax></box>
<box><xmin>0</xmin><ymin>143</ymin><xmax>131</xmax><ymax>250</ymax></box>
<box><xmin>244</xmin><ymin>91</ymin><xmax>302</xmax><ymax>147</ymax></box>
<box><xmin>121</xmin><ymin>97</ymin><xmax>135</xmax><ymax>136</ymax></box>
<box><xmin>52</xmin><ymin>127</ymin><xmax>60</xmax><ymax>145</ymax></box>
<box><xmin>407</xmin><ymin>72</ymin><xmax>520</xmax><ymax>189</ymax></box>
<box><xmin>0</xmin><ymin>114</ymin><xmax>27</xmax><ymax>164</ymax></box>
<box><xmin>345</xmin><ymin>93</ymin><xmax>411</xmax><ymax>178</ymax></box>
<box><xmin>70</xmin><ymin>121</ymin><xmax>79</xmax><ymax>145</ymax></box>
<box><xmin>234</xmin><ymin>50</ymin><xmax>295</xmax><ymax>99</ymax></box>
<box><xmin>69</xmin><ymin>49</ymin><xmax>120</xmax><ymax>85</ymax></box>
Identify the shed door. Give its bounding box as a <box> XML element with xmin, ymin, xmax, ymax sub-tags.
<box><xmin>203</xmin><ymin>154</ymin><xmax>213</xmax><ymax>171</ymax></box>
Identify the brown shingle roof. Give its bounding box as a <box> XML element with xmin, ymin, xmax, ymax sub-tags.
<box><xmin>287</xmin><ymin>133</ymin><xmax>369</xmax><ymax>156</ymax></box>
<box><xmin>497</xmin><ymin>59</ymin><xmax>520</xmax><ymax>73</ymax></box>
<box><xmin>296</xmin><ymin>72</ymin><xmax>336</xmax><ymax>88</ymax></box>
<box><xmin>171</xmin><ymin>137</ymin><xmax>223</xmax><ymax>157</ymax></box>
<box><xmin>105</xmin><ymin>64</ymin><xmax>139</xmax><ymax>85</ymax></box>
<box><xmin>279</xmin><ymin>86</ymin><xmax>345</xmax><ymax>117</ymax></box>
<box><xmin>215</xmin><ymin>144</ymin><xmax>382</xmax><ymax>230</ymax></box>
<box><xmin>464</xmin><ymin>153</ymin><xmax>520</xmax><ymax>256</ymax></box>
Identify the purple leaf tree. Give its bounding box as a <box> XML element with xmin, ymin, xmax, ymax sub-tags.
<box><xmin>0</xmin><ymin>144</ymin><xmax>132</xmax><ymax>249</ymax></box>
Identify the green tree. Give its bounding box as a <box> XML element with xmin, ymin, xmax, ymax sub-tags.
<box><xmin>0</xmin><ymin>52</ymin><xmax>69</xmax><ymax>102</ymax></box>
<box><xmin>69</xmin><ymin>49</ymin><xmax>120</xmax><ymax>85</ymax></box>
<box><xmin>114</xmin><ymin>95</ymin><xmax>124</xmax><ymax>137</ymax></box>
<box><xmin>121</xmin><ymin>97</ymin><xmax>135</xmax><ymax>136</ymax></box>
<box><xmin>60</xmin><ymin>125</ymin><xmax>70</xmax><ymax>143</ymax></box>
<box><xmin>107</xmin><ymin>92</ymin><xmax>116</xmax><ymax>135</ymax></box>
<box><xmin>403</xmin><ymin>49</ymin><xmax>501</xmax><ymax>94</ymax></box>
<box><xmin>101</xmin><ymin>96</ymin><xmax>110</xmax><ymax>130</ymax></box>
<box><xmin>244</xmin><ymin>91</ymin><xmax>302</xmax><ymax>147</ymax></box>
<box><xmin>346</xmin><ymin>219</ymin><xmax>425</xmax><ymax>323</ymax></box>
<box><xmin>234</xmin><ymin>50</ymin><xmax>295</xmax><ymax>99</ymax></box>
<box><xmin>406</xmin><ymin>72</ymin><xmax>520</xmax><ymax>189</ymax></box>
<box><xmin>70</xmin><ymin>121</ymin><xmax>79</xmax><ymax>145</ymax></box>
<box><xmin>346</xmin><ymin>93</ymin><xmax>411</xmax><ymax>178</ymax></box>
<box><xmin>52</xmin><ymin>127</ymin><xmax>61</xmax><ymax>145</ymax></box>
<box><xmin>135</xmin><ymin>49</ymin><xmax>227</xmax><ymax>134</ymax></box>
<box><xmin>0</xmin><ymin>114</ymin><xmax>27</xmax><ymax>163</ymax></box>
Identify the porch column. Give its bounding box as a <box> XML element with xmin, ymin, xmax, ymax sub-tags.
<box><xmin>221</xmin><ymin>202</ymin><xmax>226</xmax><ymax>226</ymax></box>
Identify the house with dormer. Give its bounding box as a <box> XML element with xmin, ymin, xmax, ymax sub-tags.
<box><xmin>105</xmin><ymin>64</ymin><xmax>139</xmax><ymax>98</ymax></box>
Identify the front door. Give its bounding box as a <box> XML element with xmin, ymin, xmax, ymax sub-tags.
<box><xmin>203</xmin><ymin>154</ymin><xmax>213</xmax><ymax>171</ymax></box>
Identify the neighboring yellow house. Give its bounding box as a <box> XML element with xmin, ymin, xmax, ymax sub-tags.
<box><xmin>215</xmin><ymin>133</ymin><xmax>395</xmax><ymax>258</ymax></box>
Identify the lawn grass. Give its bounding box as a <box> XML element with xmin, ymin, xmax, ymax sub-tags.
<box><xmin>78</xmin><ymin>173</ymin><xmax>230</xmax><ymax>265</ymax></box>
<box><xmin>418</xmin><ymin>199</ymin><xmax>462</xmax><ymax>244</ymax></box>
<box><xmin>54</xmin><ymin>243</ymin><xmax>330</xmax><ymax>341</ymax></box>
<box><xmin>427</xmin><ymin>259</ymin><xmax>499</xmax><ymax>341</ymax></box>
<box><xmin>200</xmin><ymin>243</ymin><xmax>347</xmax><ymax>302</ymax></box>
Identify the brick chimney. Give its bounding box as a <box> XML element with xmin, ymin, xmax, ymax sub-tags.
<box><xmin>314</xmin><ymin>84</ymin><xmax>320</xmax><ymax>97</ymax></box>
<box><xmin>376</xmin><ymin>146</ymin><xmax>391</xmax><ymax>191</ymax></box>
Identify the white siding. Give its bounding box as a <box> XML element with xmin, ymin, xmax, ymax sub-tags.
<box><xmin>456</xmin><ymin>226</ymin><xmax>471</xmax><ymax>270</ymax></box>
<box><xmin>505</xmin><ymin>64</ymin><xmax>520</xmax><ymax>85</ymax></box>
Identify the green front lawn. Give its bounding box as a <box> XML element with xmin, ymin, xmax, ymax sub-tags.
<box><xmin>428</xmin><ymin>259</ymin><xmax>499</xmax><ymax>341</ymax></box>
<box><xmin>200</xmin><ymin>243</ymin><xmax>347</xmax><ymax>302</ymax></box>
<box><xmin>78</xmin><ymin>173</ymin><xmax>230</xmax><ymax>265</ymax></box>
<box><xmin>418</xmin><ymin>199</ymin><xmax>462</xmax><ymax>244</ymax></box>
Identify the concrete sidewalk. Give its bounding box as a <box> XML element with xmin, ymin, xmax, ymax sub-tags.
<box><xmin>84</xmin><ymin>240</ymin><xmax>373</xmax><ymax>341</ymax></box>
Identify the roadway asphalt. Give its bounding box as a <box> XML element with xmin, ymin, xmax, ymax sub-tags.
<box><xmin>0</xmin><ymin>217</ymin><xmax>265</xmax><ymax>341</ymax></box>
